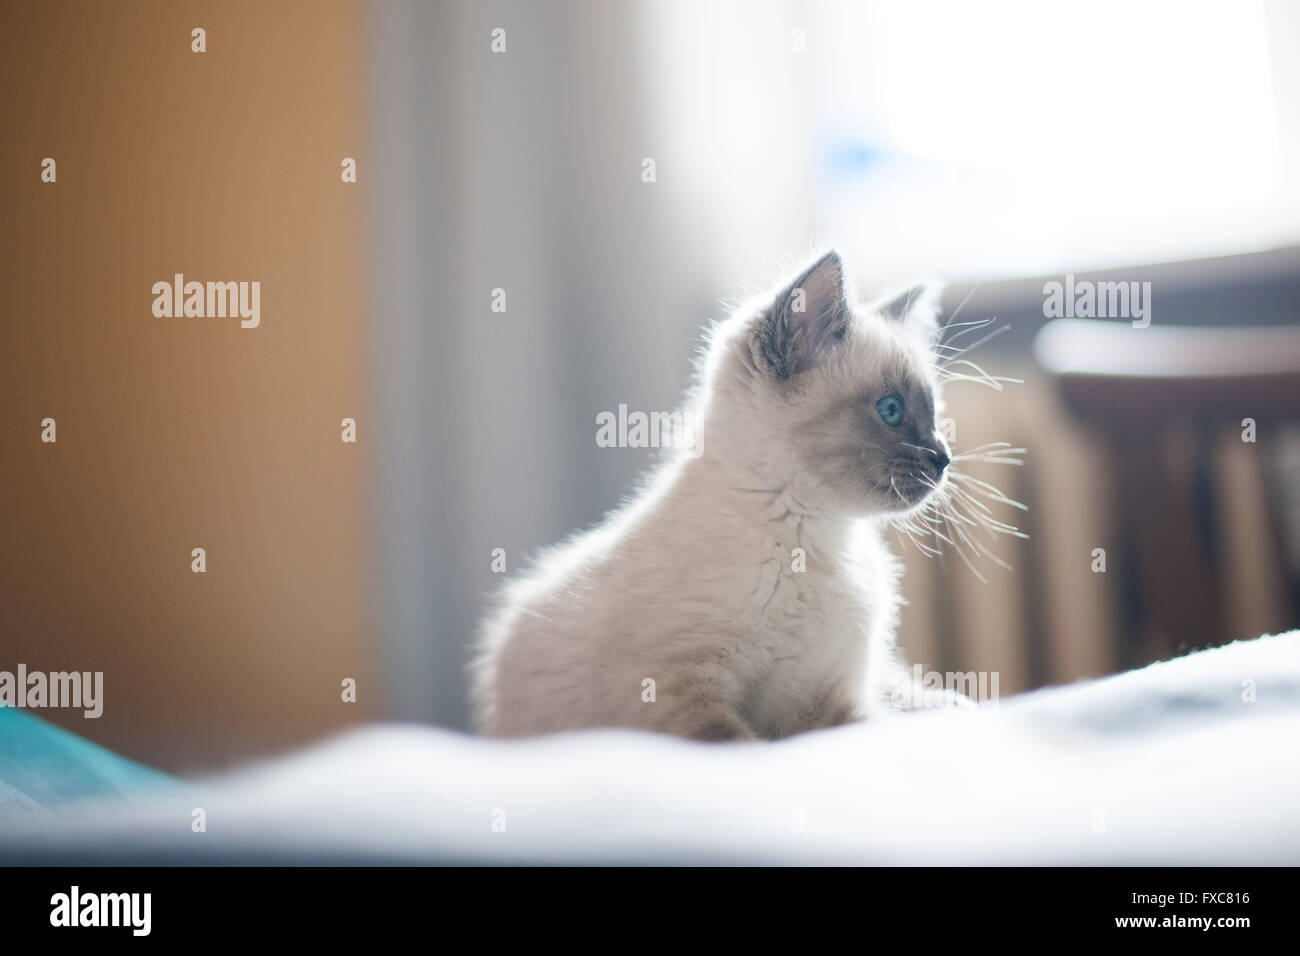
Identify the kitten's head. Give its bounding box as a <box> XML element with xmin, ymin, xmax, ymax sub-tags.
<box><xmin>712</xmin><ymin>249</ymin><xmax>950</xmax><ymax>517</ymax></box>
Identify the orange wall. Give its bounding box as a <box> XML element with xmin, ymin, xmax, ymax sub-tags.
<box><xmin>0</xmin><ymin>0</ymin><xmax>376</xmax><ymax>772</ymax></box>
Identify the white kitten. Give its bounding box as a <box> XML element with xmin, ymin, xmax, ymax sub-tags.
<box><xmin>471</xmin><ymin>250</ymin><xmax>965</xmax><ymax>741</ymax></box>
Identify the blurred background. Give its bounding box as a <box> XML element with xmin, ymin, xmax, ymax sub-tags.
<box><xmin>3</xmin><ymin>0</ymin><xmax>1299</xmax><ymax>772</ymax></box>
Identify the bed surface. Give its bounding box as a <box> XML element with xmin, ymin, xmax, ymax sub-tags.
<box><xmin>2</xmin><ymin>632</ymin><xmax>1298</xmax><ymax>864</ymax></box>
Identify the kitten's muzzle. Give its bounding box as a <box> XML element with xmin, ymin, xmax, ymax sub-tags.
<box><xmin>917</xmin><ymin>439</ymin><xmax>949</xmax><ymax>480</ymax></box>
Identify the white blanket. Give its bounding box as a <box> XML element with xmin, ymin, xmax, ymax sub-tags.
<box><xmin>3</xmin><ymin>632</ymin><xmax>1299</xmax><ymax>864</ymax></box>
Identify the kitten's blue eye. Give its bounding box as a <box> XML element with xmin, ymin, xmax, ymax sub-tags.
<box><xmin>876</xmin><ymin>394</ymin><xmax>904</xmax><ymax>427</ymax></box>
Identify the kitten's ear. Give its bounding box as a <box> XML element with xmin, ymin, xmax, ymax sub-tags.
<box><xmin>757</xmin><ymin>250</ymin><xmax>852</xmax><ymax>380</ymax></box>
<box><xmin>873</xmin><ymin>281</ymin><xmax>945</xmax><ymax>344</ymax></box>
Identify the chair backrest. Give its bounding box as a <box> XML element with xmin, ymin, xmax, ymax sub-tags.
<box><xmin>1034</xmin><ymin>320</ymin><xmax>1300</xmax><ymax>664</ymax></box>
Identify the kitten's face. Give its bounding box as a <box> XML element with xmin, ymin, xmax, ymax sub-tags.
<box><xmin>787</xmin><ymin>316</ymin><xmax>948</xmax><ymax>516</ymax></box>
<box><xmin>735</xmin><ymin>251</ymin><xmax>950</xmax><ymax>518</ymax></box>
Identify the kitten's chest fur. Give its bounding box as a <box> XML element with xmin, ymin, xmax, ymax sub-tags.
<box><xmin>472</xmin><ymin>460</ymin><xmax>903</xmax><ymax>740</ymax></box>
<box><xmin>729</xmin><ymin>509</ymin><xmax>893</xmax><ymax>736</ymax></box>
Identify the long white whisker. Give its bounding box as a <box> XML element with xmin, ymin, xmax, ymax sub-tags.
<box><xmin>939</xmin><ymin>322</ymin><xmax>1011</xmax><ymax>367</ymax></box>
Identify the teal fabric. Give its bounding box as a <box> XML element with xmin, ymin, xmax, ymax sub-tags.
<box><xmin>0</xmin><ymin>708</ymin><xmax>173</xmax><ymax>811</ymax></box>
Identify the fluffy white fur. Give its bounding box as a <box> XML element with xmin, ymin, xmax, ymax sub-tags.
<box><xmin>472</xmin><ymin>250</ymin><xmax>965</xmax><ymax>741</ymax></box>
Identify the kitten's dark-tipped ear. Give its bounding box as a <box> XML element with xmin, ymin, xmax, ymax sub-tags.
<box><xmin>757</xmin><ymin>250</ymin><xmax>852</xmax><ymax>381</ymax></box>
<box><xmin>873</xmin><ymin>281</ymin><xmax>945</xmax><ymax>343</ymax></box>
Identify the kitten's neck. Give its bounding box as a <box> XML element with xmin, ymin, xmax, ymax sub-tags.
<box><xmin>670</xmin><ymin>449</ymin><xmax>856</xmax><ymax>553</ymax></box>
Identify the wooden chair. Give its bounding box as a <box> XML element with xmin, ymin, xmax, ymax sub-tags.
<box><xmin>1034</xmin><ymin>319</ymin><xmax>1300</xmax><ymax>667</ymax></box>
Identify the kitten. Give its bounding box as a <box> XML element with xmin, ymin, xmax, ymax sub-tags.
<box><xmin>471</xmin><ymin>250</ymin><xmax>967</xmax><ymax>741</ymax></box>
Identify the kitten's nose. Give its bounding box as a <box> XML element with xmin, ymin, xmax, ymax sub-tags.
<box><xmin>931</xmin><ymin>439</ymin><xmax>950</xmax><ymax>474</ymax></box>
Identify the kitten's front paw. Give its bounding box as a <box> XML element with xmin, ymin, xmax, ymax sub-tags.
<box><xmin>888</xmin><ymin>679</ymin><xmax>976</xmax><ymax>712</ymax></box>
<box><xmin>925</xmin><ymin>686</ymin><xmax>977</xmax><ymax>710</ymax></box>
